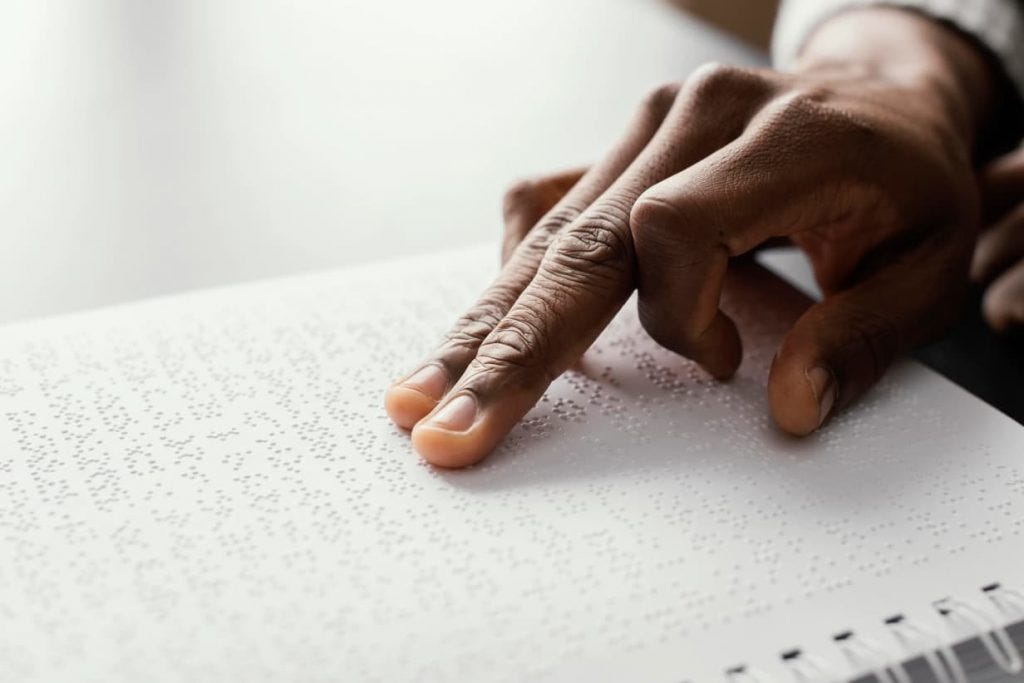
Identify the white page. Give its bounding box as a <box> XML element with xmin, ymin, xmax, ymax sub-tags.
<box><xmin>1</xmin><ymin>246</ymin><xmax>1022</xmax><ymax>683</ymax></box>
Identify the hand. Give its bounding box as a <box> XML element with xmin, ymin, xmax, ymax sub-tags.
<box><xmin>385</xmin><ymin>8</ymin><xmax>994</xmax><ymax>467</ymax></box>
<box><xmin>971</xmin><ymin>145</ymin><xmax>1024</xmax><ymax>331</ymax></box>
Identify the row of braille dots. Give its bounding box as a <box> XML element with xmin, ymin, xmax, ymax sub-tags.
<box><xmin>357</xmin><ymin>539</ymin><xmax>740</xmax><ymax>660</ymax></box>
<box><xmin>13</xmin><ymin>330</ymin><xmax>159</xmax><ymax>518</ymax></box>
<box><xmin>118</xmin><ymin>300</ymin><xmax>323</xmax><ymax>518</ymax></box>
<box><xmin>108</xmin><ymin>274</ymin><xmax>909</xmax><ymax>630</ymax></box>
<box><xmin>315</xmin><ymin>270</ymin><xmax>765</xmax><ymax>643</ymax></box>
<box><xmin>560</xmin><ymin>370</ymin><xmax>630</xmax><ymax>425</ymax></box>
<box><xmin>380</xmin><ymin>467</ymin><xmax>832</xmax><ymax>636</ymax></box>
<box><xmin>599</xmin><ymin>323</ymin><xmax>753</xmax><ymax>420</ymax></box>
<box><xmin>6</xmin><ymin>270</ymin><xmax>585</xmax><ymax>675</ymax></box>
<box><xmin>0</xmin><ymin>352</ymin><xmax>26</xmax><ymax>398</ymax></box>
<box><xmin>2</xmin><ymin>318</ymin><xmax>216</xmax><ymax>621</ymax></box>
<box><xmin>145</xmin><ymin>299</ymin><xmax>374</xmax><ymax>494</ymax></box>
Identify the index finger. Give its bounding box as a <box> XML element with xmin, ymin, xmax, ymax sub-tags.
<box><xmin>410</xmin><ymin>190</ymin><xmax>643</xmax><ymax>467</ymax></box>
<box><xmin>410</xmin><ymin>68</ymin><xmax>766</xmax><ymax>467</ymax></box>
<box><xmin>383</xmin><ymin>85</ymin><xmax>681</xmax><ymax>431</ymax></box>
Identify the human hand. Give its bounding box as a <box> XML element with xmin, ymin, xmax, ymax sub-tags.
<box><xmin>971</xmin><ymin>145</ymin><xmax>1024</xmax><ymax>331</ymax></box>
<box><xmin>385</xmin><ymin>8</ymin><xmax>995</xmax><ymax>467</ymax></box>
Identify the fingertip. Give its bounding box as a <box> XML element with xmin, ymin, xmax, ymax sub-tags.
<box><xmin>411</xmin><ymin>389</ymin><xmax>537</xmax><ymax>467</ymax></box>
<box><xmin>411</xmin><ymin>425</ymin><xmax>492</xmax><ymax>469</ymax></box>
<box><xmin>384</xmin><ymin>364</ymin><xmax>450</xmax><ymax>429</ymax></box>
<box><xmin>411</xmin><ymin>392</ymin><xmax>496</xmax><ymax>468</ymax></box>
<box><xmin>703</xmin><ymin>312</ymin><xmax>742</xmax><ymax>380</ymax></box>
<box><xmin>768</xmin><ymin>355</ymin><xmax>835</xmax><ymax>437</ymax></box>
<box><xmin>384</xmin><ymin>385</ymin><xmax>438</xmax><ymax>430</ymax></box>
<box><xmin>641</xmin><ymin>309</ymin><xmax>742</xmax><ymax>380</ymax></box>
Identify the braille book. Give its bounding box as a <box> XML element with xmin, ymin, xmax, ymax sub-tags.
<box><xmin>2</xmin><ymin>246</ymin><xmax>1023</xmax><ymax>682</ymax></box>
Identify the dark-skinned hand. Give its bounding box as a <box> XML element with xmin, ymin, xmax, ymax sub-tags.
<box><xmin>385</xmin><ymin>8</ymin><xmax>997</xmax><ymax>467</ymax></box>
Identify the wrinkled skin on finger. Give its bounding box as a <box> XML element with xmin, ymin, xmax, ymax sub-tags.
<box><xmin>385</xmin><ymin>7</ymin><xmax>998</xmax><ymax>468</ymax></box>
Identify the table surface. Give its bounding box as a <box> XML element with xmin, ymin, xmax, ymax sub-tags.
<box><xmin>0</xmin><ymin>0</ymin><xmax>758</xmax><ymax>324</ymax></box>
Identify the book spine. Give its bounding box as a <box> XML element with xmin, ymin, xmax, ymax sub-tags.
<box><xmin>723</xmin><ymin>583</ymin><xmax>1024</xmax><ymax>682</ymax></box>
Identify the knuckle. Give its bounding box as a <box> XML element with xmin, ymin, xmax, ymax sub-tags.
<box><xmin>688</xmin><ymin>61</ymin><xmax>739</xmax><ymax>86</ymax></box>
<box><xmin>440</xmin><ymin>292</ymin><xmax>514</xmax><ymax>353</ymax></box>
<box><xmin>639</xmin><ymin>82</ymin><xmax>682</xmax><ymax>118</ymax></box>
<box><xmin>630</xmin><ymin>196</ymin><xmax>682</xmax><ymax>254</ymax></box>
<box><xmin>759</xmin><ymin>87</ymin><xmax>880</xmax><ymax>149</ymax></box>
<box><xmin>681</xmin><ymin>62</ymin><xmax>767</xmax><ymax>106</ymax></box>
<box><xmin>535</xmin><ymin>203</ymin><xmax>585</xmax><ymax>235</ymax></box>
<box><xmin>510</xmin><ymin>203</ymin><xmax>586</xmax><ymax>261</ymax></box>
<box><xmin>546</xmin><ymin>205</ymin><xmax>633</xmax><ymax>283</ymax></box>
<box><xmin>630</xmin><ymin>194</ymin><xmax>686</xmax><ymax>235</ymax></box>
<box><xmin>759</xmin><ymin>88</ymin><xmax>823</xmax><ymax>126</ymax></box>
<box><xmin>786</xmin><ymin>83</ymin><xmax>834</xmax><ymax>107</ymax></box>
<box><xmin>473</xmin><ymin>302</ymin><xmax>556</xmax><ymax>383</ymax></box>
<box><xmin>631</xmin><ymin>193</ymin><xmax>720</xmax><ymax>255</ymax></box>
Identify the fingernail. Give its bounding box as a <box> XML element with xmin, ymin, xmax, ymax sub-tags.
<box><xmin>427</xmin><ymin>394</ymin><xmax>477</xmax><ymax>432</ymax></box>
<box><xmin>401</xmin><ymin>364</ymin><xmax>448</xmax><ymax>400</ymax></box>
<box><xmin>806</xmin><ymin>366</ymin><xmax>836</xmax><ymax>428</ymax></box>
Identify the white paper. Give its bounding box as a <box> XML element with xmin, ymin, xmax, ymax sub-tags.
<box><xmin>1</xmin><ymin>246</ymin><xmax>1022</xmax><ymax>683</ymax></box>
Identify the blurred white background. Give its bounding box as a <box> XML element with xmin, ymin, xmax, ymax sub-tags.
<box><xmin>0</xmin><ymin>0</ymin><xmax>758</xmax><ymax>323</ymax></box>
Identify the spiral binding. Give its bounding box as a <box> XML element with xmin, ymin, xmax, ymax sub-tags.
<box><xmin>723</xmin><ymin>582</ymin><xmax>1024</xmax><ymax>683</ymax></box>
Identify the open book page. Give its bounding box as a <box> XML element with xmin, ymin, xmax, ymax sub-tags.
<box><xmin>1</xmin><ymin>246</ymin><xmax>1022</xmax><ymax>682</ymax></box>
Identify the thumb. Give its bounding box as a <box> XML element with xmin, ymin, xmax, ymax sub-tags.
<box><xmin>768</xmin><ymin>241</ymin><xmax>968</xmax><ymax>436</ymax></box>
